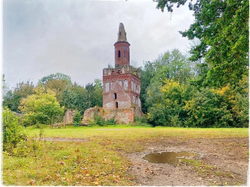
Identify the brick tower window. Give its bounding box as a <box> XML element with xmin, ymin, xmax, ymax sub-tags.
<box><xmin>114</xmin><ymin>93</ymin><xmax>117</xmax><ymax>99</ymax></box>
<box><xmin>118</xmin><ymin>50</ymin><xmax>121</xmax><ymax>58</ymax></box>
<box><xmin>124</xmin><ymin>80</ymin><xmax>128</xmax><ymax>90</ymax></box>
<box><xmin>116</xmin><ymin>102</ymin><xmax>118</xmax><ymax>109</ymax></box>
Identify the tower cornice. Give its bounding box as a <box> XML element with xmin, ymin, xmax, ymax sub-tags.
<box><xmin>114</xmin><ymin>41</ymin><xmax>130</xmax><ymax>46</ymax></box>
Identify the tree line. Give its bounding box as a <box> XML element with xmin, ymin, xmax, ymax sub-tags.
<box><xmin>140</xmin><ymin>49</ymin><xmax>248</xmax><ymax>128</ymax></box>
<box><xmin>3</xmin><ymin>73</ymin><xmax>103</xmax><ymax>126</ymax></box>
<box><xmin>3</xmin><ymin>0</ymin><xmax>248</xmax><ymax>128</ymax></box>
<box><xmin>3</xmin><ymin>48</ymin><xmax>248</xmax><ymax>128</ymax></box>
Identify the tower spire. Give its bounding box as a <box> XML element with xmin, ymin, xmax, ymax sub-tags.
<box><xmin>114</xmin><ymin>23</ymin><xmax>130</xmax><ymax>66</ymax></box>
<box><xmin>117</xmin><ymin>23</ymin><xmax>127</xmax><ymax>42</ymax></box>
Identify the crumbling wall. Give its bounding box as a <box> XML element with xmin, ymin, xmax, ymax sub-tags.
<box><xmin>63</xmin><ymin>109</ymin><xmax>76</xmax><ymax>124</ymax></box>
<box><xmin>82</xmin><ymin>107</ymin><xmax>143</xmax><ymax>125</ymax></box>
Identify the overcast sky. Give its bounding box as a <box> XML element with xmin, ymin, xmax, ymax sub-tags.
<box><xmin>3</xmin><ymin>0</ymin><xmax>195</xmax><ymax>89</ymax></box>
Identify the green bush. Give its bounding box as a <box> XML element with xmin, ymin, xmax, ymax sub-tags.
<box><xmin>133</xmin><ymin>116</ymin><xmax>152</xmax><ymax>126</ymax></box>
<box><xmin>105</xmin><ymin>117</ymin><xmax>116</xmax><ymax>125</ymax></box>
<box><xmin>11</xmin><ymin>138</ymin><xmax>44</xmax><ymax>158</ymax></box>
<box><xmin>73</xmin><ymin>111</ymin><xmax>82</xmax><ymax>127</ymax></box>
<box><xmin>93</xmin><ymin>112</ymin><xmax>105</xmax><ymax>126</ymax></box>
<box><xmin>2</xmin><ymin>107</ymin><xmax>27</xmax><ymax>153</ymax></box>
<box><xmin>19</xmin><ymin>89</ymin><xmax>64</xmax><ymax>126</ymax></box>
<box><xmin>134</xmin><ymin>116</ymin><xmax>148</xmax><ymax>123</ymax></box>
<box><xmin>170</xmin><ymin>114</ymin><xmax>182</xmax><ymax>127</ymax></box>
<box><xmin>184</xmin><ymin>88</ymin><xmax>234</xmax><ymax>128</ymax></box>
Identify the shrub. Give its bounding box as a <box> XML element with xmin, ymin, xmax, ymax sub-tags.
<box><xmin>93</xmin><ymin>112</ymin><xmax>105</xmax><ymax>126</ymax></box>
<box><xmin>11</xmin><ymin>138</ymin><xmax>44</xmax><ymax>158</ymax></box>
<box><xmin>73</xmin><ymin>111</ymin><xmax>82</xmax><ymax>127</ymax></box>
<box><xmin>105</xmin><ymin>117</ymin><xmax>116</xmax><ymax>125</ymax></box>
<box><xmin>133</xmin><ymin>116</ymin><xmax>152</xmax><ymax>127</ymax></box>
<box><xmin>183</xmin><ymin>88</ymin><xmax>234</xmax><ymax>128</ymax></box>
<box><xmin>170</xmin><ymin>114</ymin><xmax>182</xmax><ymax>127</ymax></box>
<box><xmin>19</xmin><ymin>88</ymin><xmax>64</xmax><ymax>126</ymax></box>
<box><xmin>2</xmin><ymin>107</ymin><xmax>27</xmax><ymax>153</ymax></box>
<box><xmin>134</xmin><ymin>116</ymin><xmax>148</xmax><ymax>123</ymax></box>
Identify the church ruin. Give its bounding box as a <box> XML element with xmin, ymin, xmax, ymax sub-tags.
<box><xmin>82</xmin><ymin>23</ymin><xmax>143</xmax><ymax>124</ymax></box>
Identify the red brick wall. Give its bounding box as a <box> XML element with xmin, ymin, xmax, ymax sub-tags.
<box><xmin>82</xmin><ymin>107</ymin><xmax>140</xmax><ymax>124</ymax></box>
<box><xmin>102</xmin><ymin>70</ymin><xmax>141</xmax><ymax>110</ymax></box>
<box><xmin>114</xmin><ymin>41</ymin><xmax>130</xmax><ymax>66</ymax></box>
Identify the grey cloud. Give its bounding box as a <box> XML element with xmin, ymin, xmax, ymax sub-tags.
<box><xmin>3</xmin><ymin>0</ymin><xmax>194</xmax><ymax>89</ymax></box>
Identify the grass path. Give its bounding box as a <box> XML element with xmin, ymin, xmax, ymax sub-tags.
<box><xmin>3</xmin><ymin>126</ymin><xmax>248</xmax><ymax>185</ymax></box>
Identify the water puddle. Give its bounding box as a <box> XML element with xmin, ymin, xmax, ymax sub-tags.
<box><xmin>143</xmin><ymin>151</ymin><xmax>198</xmax><ymax>164</ymax></box>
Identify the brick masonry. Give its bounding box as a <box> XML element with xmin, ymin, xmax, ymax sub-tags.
<box><xmin>82</xmin><ymin>23</ymin><xmax>143</xmax><ymax>124</ymax></box>
<box><xmin>63</xmin><ymin>109</ymin><xmax>75</xmax><ymax>124</ymax></box>
<box><xmin>82</xmin><ymin>107</ymin><xmax>142</xmax><ymax>125</ymax></box>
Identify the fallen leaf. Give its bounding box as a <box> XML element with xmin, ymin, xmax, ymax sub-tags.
<box><xmin>66</xmin><ymin>178</ymin><xmax>71</xmax><ymax>182</ymax></box>
<box><xmin>57</xmin><ymin>161</ymin><xmax>66</xmax><ymax>166</ymax></box>
<box><xmin>83</xmin><ymin>169</ymin><xmax>88</xmax><ymax>174</ymax></box>
<box><xmin>27</xmin><ymin>180</ymin><xmax>36</xmax><ymax>185</ymax></box>
<box><xmin>100</xmin><ymin>171</ymin><xmax>106</xmax><ymax>175</ymax></box>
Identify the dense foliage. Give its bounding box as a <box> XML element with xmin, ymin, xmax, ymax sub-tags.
<box><xmin>3</xmin><ymin>73</ymin><xmax>103</xmax><ymax>126</ymax></box>
<box><xmin>19</xmin><ymin>88</ymin><xmax>65</xmax><ymax>126</ymax></box>
<box><xmin>3</xmin><ymin>81</ymin><xmax>35</xmax><ymax>112</ymax></box>
<box><xmin>73</xmin><ymin>111</ymin><xmax>82</xmax><ymax>127</ymax></box>
<box><xmin>2</xmin><ymin>107</ymin><xmax>26</xmax><ymax>152</ymax></box>
<box><xmin>156</xmin><ymin>0</ymin><xmax>249</xmax><ymax>88</ymax></box>
<box><xmin>141</xmin><ymin>49</ymin><xmax>248</xmax><ymax>127</ymax></box>
<box><xmin>140</xmin><ymin>49</ymin><xmax>193</xmax><ymax>113</ymax></box>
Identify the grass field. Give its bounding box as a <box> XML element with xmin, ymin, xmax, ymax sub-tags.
<box><xmin>2</xmin><ymin>126</ymin><xmax>249</xmax><ymax>185</ymax></box>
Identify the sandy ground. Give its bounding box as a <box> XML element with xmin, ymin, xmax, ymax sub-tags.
<box><xmin>127</xmin><ymin>137</ymin><xmax>249</xmax><ymax>186</ymax></box>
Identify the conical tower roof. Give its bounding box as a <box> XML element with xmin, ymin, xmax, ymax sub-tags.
<box><xmin>117</xmin><ymin>23</ymin><xmax>127</xmax><ymax>42</ymax></box>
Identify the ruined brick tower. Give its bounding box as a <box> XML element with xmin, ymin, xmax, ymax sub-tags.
<box><xmin>82</xmin><ymin>23</ymin><xmax>142</xmax><ymax>125</ymax></box>
<box><xmin>102</xmin><ymin>23</ymin><xmax>141</xmax><ymax>110</ymax></box>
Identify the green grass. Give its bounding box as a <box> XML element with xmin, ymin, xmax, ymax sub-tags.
<box><xmin>24</xmin><ymin>125</ymin><xmax>248</xmax><ymax>139</ymax></box>
<box><xmin>3</xmin><ymin>126</ymin><xmax>249</xmax><ymax>185</ymax></box>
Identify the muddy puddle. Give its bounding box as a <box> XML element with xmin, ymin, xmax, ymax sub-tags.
<box><xmin>143</xmin><ymin>151</ymin><xmax>198</xmax><ymax>164</ymax></box>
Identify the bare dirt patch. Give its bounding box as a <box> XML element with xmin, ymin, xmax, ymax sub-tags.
<box><xmin>127</xmin><ymin>137</ymin><xmax>249</xmax><ymax>186</ymax></box>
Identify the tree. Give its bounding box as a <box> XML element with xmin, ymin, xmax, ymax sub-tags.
<box><xmin>19</xmin><ymin>88</ymin><xmax>64</xmax><ymax>126</ymax></box>
<box><xmin>146</xmin><ymin>80</ymin><xmax>168</xmax><ymax>126</ymax></box>
<box><xmin>156</xmin><ymin>0</ymin><xmax>249</xmax><ymax>87</ymax></box>
<box><xmin>62</xmin><ymin>82</ymin><xmax>88</xmax><ymax>115</ymax></box>
<box><xmin>93</xmin><ymin>79</ymin><xmax>103</xmax><ymax>107</ymax></box>
<box><xmin>3</xmin><ymin>107</ymin><xmax>26</xmax><ymax>152</ymax></box>
<box><xmin>140</xmin><ymin>49</ymin><xmax>194</xmax><ymax>113</ymax></box>
<box><xmin>183</xmin><ymin>88</ymin><xmax>234</xmax><ymax>127</ymax></box>
<box><xmin>140</xmin><ymin>61</ymin><xmax>157</xmax><ymax>113</ymax></box>
<box><xmin>85</xmin><ymin>80</ymin><xmax>103</xmax><ymax>109</ymax></box>
<box><xmin>3</xmin><ymin>81</ymin><xmax>35</xmax><ymax>112</ymax></box>
<box><xmin>37</xmin><ymin>73</ymin><xmax>72</xmax><ymax>106</ymax></box>
<box><xmin>146</xmin><ymin>79</ymin><xmax>196</xmax><ymax>127</ymax></box>
<box><xmin>38</xmin><ymin>72</ymin><xmax>71</xmax><ymax>85</ymax></box>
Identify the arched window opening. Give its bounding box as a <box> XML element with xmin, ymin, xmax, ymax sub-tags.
<box><xmin>116</xmin><ymin>102</ymin><xmax>118</xmax><ymax>109</ymax></box>
<box><xmin>114</xmin><ymin>93</ymin><xmax>117</xmax><ymax>99</ymax></box>
<box><xmin>118</xmin><ymin>50</ymin><xmax>121</xmax><ymax>58</ymax></box>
